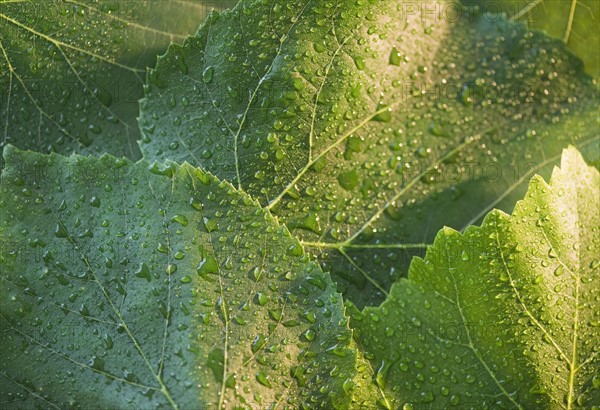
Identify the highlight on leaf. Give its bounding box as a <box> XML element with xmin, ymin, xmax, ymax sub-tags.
<box><xmin>139</xmin><ymin>0</ymin><xmax>599</xmax><ymax>307</ymax></box>
<box><xmin>350</xmin><ymin>146</ymin><xmax>600</xmax><ymax>409</ymax></box>
<box><xmin>0</xmin><ymin>0</ymin><xmax>598</xmax><ymax>408</ymax></box>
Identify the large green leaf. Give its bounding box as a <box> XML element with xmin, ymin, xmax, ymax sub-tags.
<box><xmin>350</xmin><ymin>146</ymin><xmax>600</xmax><ymax>409</ymax></box>
<box><xmin>464</xmin><ymin>0</ymin><xmax>600</xmax><ymax>78</ymax></box>
<box><xmin>0</xmin><ymin>0</ymin><xmax>237</xmax><ymax>167</ymax></box>
<box><xmin>138</xmin><ymin>0</ymin><xmax>600</xmax><ymax>307</ymax></box>
<box><xmin>0</xmin><ymin>146</ymin><xmax>358</xmax><ymax>409</ymax></box>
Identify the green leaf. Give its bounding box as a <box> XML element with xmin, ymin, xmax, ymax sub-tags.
<box><xmin>0</xmin><ymin>0</ymin><xmax>237</xmax><ymax>167</ymax></box>
<box><xmin>464</xmin><ymin>0</ymin><xmax>600</xmax><ymax>78</ymax></box>
<box><xmin>0</xmin><ymin>146</ymin><xmax>358</xmax><ymax>409</ymax></box>
<box><xmin>351</xmin><ymin>146</ymin><xmax>600</xmax><ymax>409</ymax></box>
<box><xmin>138</xmin><ymin>0</ymin><xmax>600</xmax><ymax>307</ymax></box>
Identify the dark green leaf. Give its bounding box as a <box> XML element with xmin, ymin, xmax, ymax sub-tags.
<box><xmin>0</xmin><ymin>146</ymin><xmax>358</xmax><ymax>409</ymax></box>
<box><xmin>464</xmin><ymin>0</ymin><xmax>600</xmax><ymax>78</ymax></box>
<box><xmin>0</xmin><ymin>0</ymin><xmax>237</xmax><ymax>167</ymax></box>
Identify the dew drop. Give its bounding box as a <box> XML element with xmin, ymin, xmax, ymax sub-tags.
<box><xmin>135</xmin><ymin>263</ymin><xmax>152</xmax><ymax>282</ymax></box>
<box><xmin>202</xmin><ymin>66</ymin><xmax>214</xmax><ymax>83</ymax></box>
<box><xmin>256</xmin><ymin>371</ymin><xmax>271</xmax><ymax>388</ymax></box>
<box><xmin>166</xmin><ymin>264</ymin><xmax>177</xmax><ymax>275</ymax></box>
<box><xmin>197</xmin><ymin>253</ymin><xmax>219</xmax><ymax>279</ymax></box>
<box><xmin>353</xmin><ymin>56</ymin><xmax>366</xmax><ymax>70</ymax></box>
<box><xmin>251</xmin><ymin>335</ymin><xmax>266</xmax><ymax>353</ymax></box>
<box><xmin>170</xmin><ymin>214</ymin><xmax>188</xmax><ymax>227</ymax></box>
<box><xmin>255</xmin><ymin>292</ymin><xmax>268</xmax><ymax>306</ymax></box>
<box><xmin>373</xmin><ymin>102</ymin><xmax>392</xmax><ymax>122</ymax></box>
<box><xmin>54</xmin><ymin>223</ymin><xmax>69</xmax><ymax>238</ymax></box>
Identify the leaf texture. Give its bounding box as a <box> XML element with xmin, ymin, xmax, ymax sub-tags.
<box><xmin>465</xmin><ymin>0</ymin><xmax>600</xmax><ymax>78</ymax></box>
<box><xmin>0</xmin><ymin>146</ymin><xmax>358</xmax><ymax>409</ymax></box>
<box><xmin>138</xmin><ymin>0</ymin><xmax>600</xmax><ymax>307</ymax></box>
<box><xmin>0</xmin><ymin>0</ymin><xmax>237</xmax><ymax>167</ymax></box>
<box><xmin>350</xmin><ymin>146</ymin><xmax>600</xmax><ymax>409</ymax></box>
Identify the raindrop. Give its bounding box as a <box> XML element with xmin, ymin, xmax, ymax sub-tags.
<box><xmin>203</xmin><ymin>66</ymin><xmax>214</xmax><ymax>84</ymax></box>
<box><xmin>251</xmin><ymin>335</ymin><xmax>266</xmax><ymax>353</ymax></box>
<box><xmin>373</xmin><ymin>102</ymin><xmax>392</xmax><ymax>122</ymax></box>
<box><xmin>166</xmin><ymin>264</ymin><xmax>177</xmax><ymax>275</ymax></box>
<box><xmin>256</xmin><ymin>371</ymin><xmax>272</xmax><ymax>388</ymax></box>
<box><xmin>170</xmin><ymin>214</ymin><xmax>189</xmax><ymax>227</ymax></box>
<box><xmin>389</xmin><ymin>47</ymin><xmax>402</xmax><ymax>66</ymax></box>
<box><xmin>54</xmin><ymin>223</ymin><xmax>69</xmax><ymax>238</ymax></box>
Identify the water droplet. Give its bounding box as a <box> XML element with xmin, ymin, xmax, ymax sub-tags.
<box><xmin>376</xmin><ymin>360</ymin><xmax>391</xmax><ymax>389</ymax></box>
<box><xmin>420</xmin><ymin>391</ymin><xmax>434</xmax><ymax>402</ymax></box>
<box><xmin>292</xmin><ymin>77</ymin><xmax>304</xmax><ymax>91</ymax></box>
<box><xmin>88</xmin><ymin>124</ymin><xmax>102</xmax><ymax>134</ymax></box>
<box><xmin>389</xmin><ymin>47</ymin><xmax>402</xmax><ymax>66</ymax></box>
<box><xmin>429</xmin><ymin>122</ymin><xmax>449</xmax><ymax>137</ymax></box>
<box><xmin>54</xmin><ymin>223</ymin><xmax>69</xmax><ymax>238</ymax></box>
<box><xmin>353</xmin><ymin>56</ymin><xmax>366</xmax><ymax>70</ymax></box>
<box><xmin>197</xmin><ymin>253</ymin><xmax>219</xmax><ymax>279</ymax></box>
<box><xmin>202</xmin><ymin>66</ymin><xmax>214</xmax><ymax>83</ymax></box>
<box><xmin>174</xmin><ymin>50</ymin><xmax>188</xmax><ymax>75</ymax></box>
<box><xmin>268</xmin><ymin>309</ymin><xmax>283</xmax><ymax>321</ymax></box>
<box><xmin>256</xmin><ymin>371</ymin><xmax>271</xmax><ymax>388</ymax></box>
<box><xmin>288</xmin><ymin>244</ymin><xmax>303</xmax><ymax>257</ymax></box>
<box><xmin>337</xmin><ymin>170</ymin><xmax>359</xmax><ymax>191</ymax></box>
<box><xmin>93</xmin><ymin>87</ymin><xmax>113</xmax><ymax>107</ymax></box>
<box><xmin>135</xmin><ymin>263</ymin><xmax>152</xmax><ymax>282</ymax></box>
<box><xmin>373</xmin><ymin>102</ymin><xmax>392</xmax><ymax>122</ymax></box>
<box><xmin>342</xmin><ymin>378</ymin><xmax>355</xmax><ymax>395</ymax></box>
<box><xmin>251</xmin><ymin>334</ymin><xmax>266</xmax><ymax>353</ymax></box>
<box><xmin>303</xmin><ymin>328</ymin><xmax>316</xmax><ymax>341</ymax></box>
<box><xmin>166</xmin><ymin>264</ymin><xmax>177</xmax><ymax>275</ymax></box>
<box><xmin>89</xmin><ymin>356</ymin><xmax>105</xmax><ymax>372</ymax></box>
<box><xmin>170</xmin><ymin>214</ymin><xmax>188</xmax><ymax>227</ymax></box>
<box><xmin>255</xmin><ymin>292</ymin><xmax>268</xmax><ymax>306</ymax></box>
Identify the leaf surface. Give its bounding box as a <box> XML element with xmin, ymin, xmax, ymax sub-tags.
<box><xmin>138</xmin><ymin>0</ymin><xmax>600</xmax><ymax>307</ymax></box>
<box><xmin>465</xmin><ymin>0</ymin><xmax>600</xmax><ymax>78</ymax></box>
<box><xmin>0</xmin><ymin>0</ymin><xmax>237</xmax><ymax>167</ymax></box>
<box><xmin>0</xmin><ymin>146</ymin><xmax>357</xmax><ymax>409</ymax></box>
<box><xmin>350</xmin><ymin>147</ymin><xmax>600</xmax><ymax>409</ymax></box>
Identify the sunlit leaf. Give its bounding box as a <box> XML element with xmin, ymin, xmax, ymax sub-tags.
<box><xmin>351</xmin><ymin>147</ymin><xmax>600</xmax><ymax>408</ymax></box>
<box><xmin>139</xmin><ymin>0</ymin><xmax>599</xmax><ymax>307</ymax></box>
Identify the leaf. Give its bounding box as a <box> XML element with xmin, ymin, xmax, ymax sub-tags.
<box><xmin>464</xmin><ymin>0</ymin><xmax>600</xmax><ymax>78</ymax></box>
<box><xmin>0</xmin><ymin>0</ymin><xmax>237</xmax><ymax>168</ymax></box>
<box><xmin>0</xmin><ymin>146</ymin><xmax>358</xmax><ymax>409</ymax></box>
<box><xmin>350</xmin><ymin>146</ymin><xmax>600</xmax><ymax>409</ymax></box>
<box><xmin>138</xmin><ymin>0</ymin><xmax>600</xmax><ymax>307</ymax></box>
